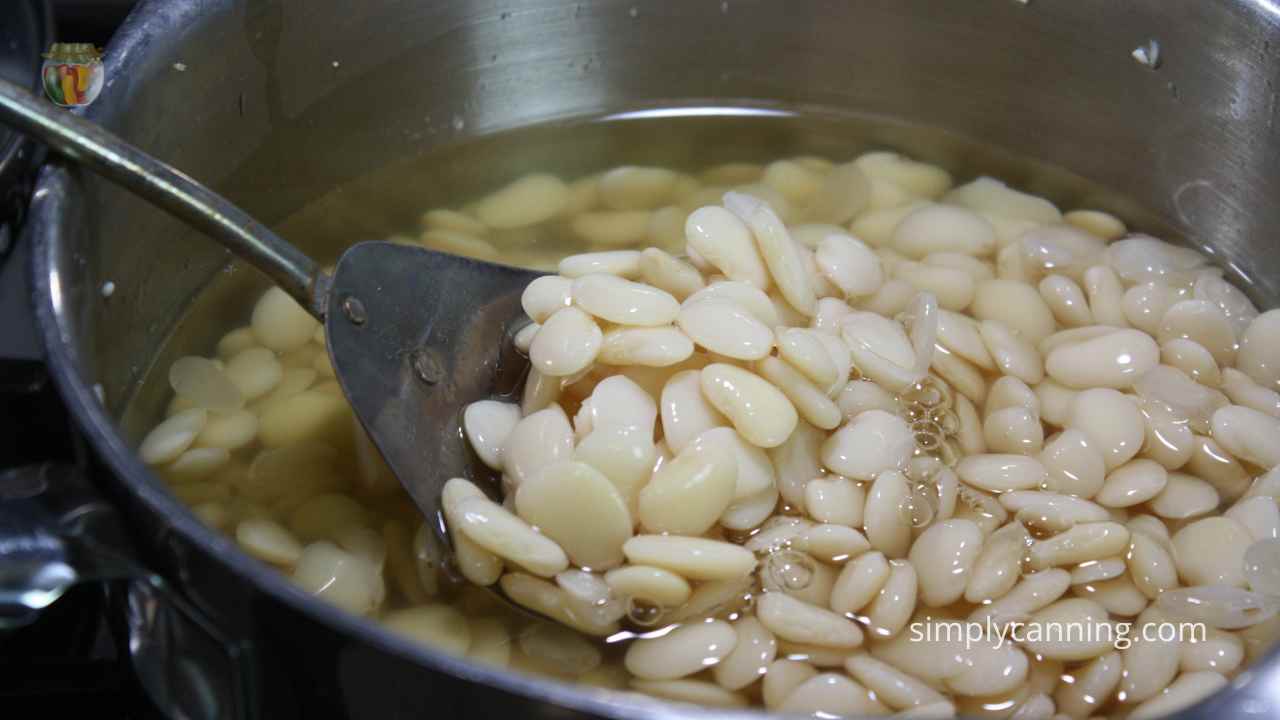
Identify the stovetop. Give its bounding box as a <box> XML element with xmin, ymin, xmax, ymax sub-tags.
<box><xmin>0</xmin><ymin>185</ymin><xmax>162</xmax><ymax>720</ymax></box>
<box><xmin>0</xmin><ymin>1</ymin><xmax>161</xmax><ymax>715</ymax></box>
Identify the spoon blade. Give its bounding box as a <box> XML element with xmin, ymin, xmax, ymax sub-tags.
<box><xmin>325</xmin><ymin>241</ymin><xmax>543</xmax><ymax>559</ymax></box>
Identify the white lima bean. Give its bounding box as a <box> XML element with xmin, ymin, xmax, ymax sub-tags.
<box><xmin>1001</xmin><ymin>491</ymin><xmax>1108</xmax><ymax>525</ymax></box>
<box><xmin>712</xmin><ymin>617</ymin><xmax>778</xmax><ymax>690</ymax></box>
<box><xmin>980</xmin><ymin>319</ymin><xmax>1045</xmax><ymax>385</ymax></box>
<box><xmin>515</xmin><ymin>461</ymin><xmax>632</xmax><ymax>569</ymax></box>
<box><xmin>140</xmin><ymin>408</ymin><xmax>208</xmax><ymax>465</ymax></box>
<box><xmin>757</xmin><ymin>591</ymin><xmax>864</xmax><ymax>648</ymax></box>
<box><xmin>685</xmin><ymin>205</ymin><xmax>770</xmax><ymax>288</ymax></box>
<box><xmin>147</xmin><ymin>158</ymin><xmax>1280</xmax><ymax>715</ymax></box>
<box><xmin>558</xmin><ymin>250</ymin><xmax>643</xmax><ymax>279</ymax></box>
<box><xmin>575</xmin><ymin>426</ymin><xmax>656</xmax><ymax>515</ymax></box>
<box><xmin>473</xmin><ymin>173</ymin><xmax>568</xmax><ymax>229</ymax></box>
<box><xmin>891</xmin><ymin>204</ymin><xmax>996</xmax><ymax>259</ymax></box>
<box><xmin>462</xmin><ymin>400</ymin><xmax>520</xmax><ymax>471</ymax></box>
<box><xmin>861</xmin><ymin>559</ymin><xmax>918</xmax><ymax>638</ymax></box>
<box><xmin>571</xmin><ymin>274</ymin><xmax>679</xmax><ymax>326</ymax></box>
<box><xmin>1236</xmin><ymin>309</ymin><xmax>1280</xmax><ymax>390</ymax></box>
<box><xmin>816</xmin><ymin>233</ymin><xmax>884</xmax><ymax>297</ymax></box>
<box><xmin>821</xmin><ymin>410</ymin><xmax>915</xmax><ymax>481</ymax></box>
<box><xmin>803</xmin><ymin>475</ymin><xmax>865</xmax><ymax>527</ymax></box>
<box><xmin>778</xmin><ymin>673</ymin><xmax>888</xmax><ymax>716</ymax></box>
<box><xmin>381</xmin><ymin>604</ymin><xmax>473</xmax><ymax>655</ymax></box>
<box><xmin>637</xmin><ymin>438</ymin><xmax>736</xmax><ymax>535</ymax></box>
<box><xmin>604</xmin><ymin>565</ymin><xmax>691</xmax><ymax>607</ymax></box>
<box><xmin>677</xmin><ymin>299</ymin><xmax>774</xmax><ymax>360</ymax></box>
<box><xmin>956</xmin><ymin>454</ymin><xmax>1047</xmax><ymax>493</ymax></box>
<box><xmin>776</xmin><ymin>327</ymin><xmax>839</xmax><ymax>387</ymax></box>
<box><xmin>599</xmin><ymin>166</ymin><xmax>678</xmax><ymax>210</ymax></box>
<box><xmin>841</xmin><ymin>309</ymin><xmax>928</xmax><ymax>392</ymax></box>
<box><xmin>687</xmin><ymin>280</ymin><xmax>781</xmax><ymax>326</ymax></box>
<box><xmin>503</xmin><ymin>405</ymin><xmax>573</xmax><ymax>485</ymax></box>
<box><xmin>908</xmin><ymin>519</ymin><xmax>983</xmax><ymax>606</ymax></box>
<box><xmin>167</xmin><ymin>447</ymin><xmax>230</xmax><ymax>482</ymax></box>
<box><xmin>252</xmin><ymin>287</ymin><xmax>319</xmax><ymax>353</ymax></box>
<box><xmin>971</xmin><ymin>279</ymin><xmax>1056</xmax><ymax>345</ymax></box>
<box><xmin>1163</xmin><ymin>337</ymin><xmax>1222</xmax><ymax>387</ymax></box>
<box><xmin>1039</xmin><ymin>274</ymin><xmax>1094</xmax><ymax>327</ymax></box>
<box><xmin>863</xmin><ymin>471</ymin><xmax>913</xmax><ymax>558</ymax></box>
<box><xmin>446</xmin><ymin>478</ymin><xmax>568</xmax><ymax>577</ymax></box>
<box><xmin>624</xmin><ymin>620</ymin><xmax>738</xmax><ymax>680</ymax></box>
<box><xmin>223</xmin><ymin>347</ymin><xmax>283</xmax><ymax>401</ymax></box>
<box><xmin>983</xmin><ymin>406</ymin><xmax>1044</xmax><ymax>455</ymax></box>
<box><xmin>1068</xmin><ymin>388</ymin><xmax>1146</xmax><ymax>470</ymax></box>
<box><xmin>660</xmin><ymin>369</ymin><xmax>728</xmax><ymax>454</ymax></box>
<box><xmin>754</xmin><ymin>355</ymin><xmax>842</xmax><ymax>430</ymax></box>
<box><xmin>639</xmin><ymin>247</ymin><xmax>705</xmax><ymax>300</ymax></box>
<box><xmin>521</xmin><ymin>275</ymin><xmax>573</xmax><ymax>323</ymax></box>
<box><xmin>700</xmin><ymin>363</ymin><xmax>798</xmax><ymax>448</ymax></box>
<box><xmin>1212</xmin><ymin>404</ymin><xmax>1280</xmax><ymax>470</ymax></box>
<box><xmin>623</xmin><ymin>535</ymin><xmax>756</xmax><ymax>580</ymax></box>
<box><xmin>691</xmin><ymin>426</ymin><xmax>775</xmax><ymax>499</ymax></box>
<box><xmin>724</xmin><ymin>191</ymin><xmax>817</xmax><ymax>316</ymax></box>
<box><xmin>169</xmin><ymin>356</ymin><xmax>244</xmax><ymax>412</ymax></box>
<box><xmin>529</xmin><ymin>307</ymin><xmax>602</xmax><ymax>376</ymax></box>
<box><xmin>1045</xmin><ymin>328</ymin><xmax>1159</xmax><ymax>389</ymax></box>
<box><xmin>894</xmin><ymin>260</ymin><xmax>974</xmax><ymax>312</ymax></box>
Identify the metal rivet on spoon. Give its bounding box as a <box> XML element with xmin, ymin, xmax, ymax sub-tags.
<box><xmin>341</xmin><ymin>296</ymin><xmax>367</xmax><ymax>325</ymax></box>
<box><xmin>411</xmin><ymin>348</ymin><xmax>444</xmax><ymax>385</ymax></box>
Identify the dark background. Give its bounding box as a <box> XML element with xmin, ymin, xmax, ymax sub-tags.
<box><xmin>2</xmin><ymin>4</ymin><xmax>147</xmax><ymax>717</ymax></box>
<box><xmin>53</xmin><ymin>0</ymin><xmax>137</xmax><ymax>45</ymax></box>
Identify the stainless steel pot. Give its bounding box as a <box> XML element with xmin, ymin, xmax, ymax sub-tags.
<box><xmin>14</xmin><ymin>0</ymin><xmax>1280</xmax><ymax>717</ymax></box>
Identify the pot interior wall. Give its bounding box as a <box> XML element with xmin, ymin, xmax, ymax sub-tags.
<box><xmin>66</xmin><ymin>0</ymin><xmax>1280</xmax><ymax>443</ymax></box>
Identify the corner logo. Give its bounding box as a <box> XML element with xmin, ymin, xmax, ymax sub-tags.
<box><xmin>42</xmin><ymin>43</ymin><xmax>105</xmax><ymax>108</ymax></box>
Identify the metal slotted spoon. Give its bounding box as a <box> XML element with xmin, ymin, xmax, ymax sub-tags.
<box><xmin>0</xmin><ymin>78</ymin><xmax>542</xmax><ymax>573</ymax></box>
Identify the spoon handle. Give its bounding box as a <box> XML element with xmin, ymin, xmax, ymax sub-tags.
<box><xmin>0</xmin><ymin>78</ymin><xmax>329</xmax><ymax>318</ymax></box>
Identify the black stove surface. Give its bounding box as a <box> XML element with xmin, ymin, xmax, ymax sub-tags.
<box><xmin>1</xmin><ymin>1</ymin><xmax>158</xmax><ymax>716</ymax></box>
<box><xmin>0</xmin><ymin>221</ymin><xmax>161</xmax><ymax>720</ymax></box>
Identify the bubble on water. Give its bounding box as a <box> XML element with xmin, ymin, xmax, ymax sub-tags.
<box><xmin>932</xmin><ymin>407</ymin><xmax>960</xmax><ymax>435</ymax></box>
<box><xmin>937</xmin><ymin>437</ymin><xmax>962</xmax><ymax>467</ymax></box>
<box><xmin>907</xmin><ymin>455</ymin><xmax>943</xmax><ymax>484</ymax></box>
<box><xmin>915</xmin><ymin>430</ymin><xmax>942</xmax><ymax>452</ymax></box>
<box><xmin>764</xmin><ymin>549</ymin><xmax>816</xmax><ymax>591</ymax></box>
<box><xmin>899</xmin><ymin>483</ymin><xmax>938</xmax><ymax>528</ymax></box>
<box><xmin>912</xmin><ymin>418</ymin><xmax>942</xmax><ymax>437</ymax></box>
<box><xmin>626</xmin><ymin>597</ymin><xmax>665</xmax><ymax>626</ymax></box>
<box><xmin>901</xmin><ymin>402</ymin><xmax>925</xmax><ymax>421</ymax></box>
<box><xmin>903</xmin><ymin>377</ymin><xmax>948</xmax><ymax>409</ymax></box>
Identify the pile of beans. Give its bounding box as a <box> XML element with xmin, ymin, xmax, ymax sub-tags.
<box><xmin>139</xmin><ymin>151</ymin><xmax>1280</xmax><ymax>718</ymax></box>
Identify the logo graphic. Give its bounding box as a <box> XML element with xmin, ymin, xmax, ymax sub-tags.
<box><xmin>42</xmin><ymin>43</ymin><xmax>105</xmax><ymax>108</ymax></box>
